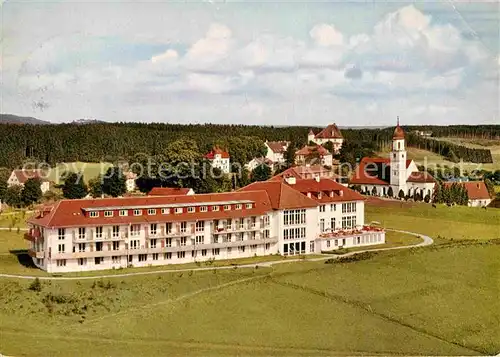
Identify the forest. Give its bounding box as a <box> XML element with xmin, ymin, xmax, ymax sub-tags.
<box><xmin>0</xmin><ymin>123</ymin><xmax>497</xmax><ymax>169</ymax></box>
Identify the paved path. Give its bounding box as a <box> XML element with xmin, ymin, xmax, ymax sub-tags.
<box><xmin>0</xmin><ymin>229</ymin><xmax>433</xmax><ymax>281</ymax></box>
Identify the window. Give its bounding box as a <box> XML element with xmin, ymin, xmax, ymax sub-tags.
<box><xmin>223</xmin><ymin>205</ymin><xmax>230</xmax><ymax>211</ymax></box>
<box><xmin>129</xmin><ymin>240</ymin><xmax>139</xmax><ymax>249</ymax></box>
<box><xmin>319</xmin><ymin>205</ymin><xmax>326</xmax><ymax>212</ymax></box>
<box><xmin>133</xmin><ymin>209</ymin><xmax>142</xmax><ymax>216</ymax></box>
<box><xmin>119</xmin><ymin>210</ymin><xmax>128</xmax><ymax>216</ymax></box>
<box><xmin>235</xmin><ymin>204</ymin><xmax>242</xmax><ymax>210</ymax></box>
<box><xmin>95</xmin><ymin>226</ymin><xmax>103</xmax><ymax>238</ymax></box>
<box><xmin>164</xmin><ymin>252</ymin><xmax>172</xmax><ymax>260</ymax></box>
<box><xmin>180</xmin><ymin>222</ymin><xmax>187</xmax><ymax>233</ymax></box>
<box><xmin>95</xmin><ymin>257</ymin><xmax>104</xmax><ymax>265</ymax></box>
<box><xmin>327</xmin><ymin>240</ymin><xmax>331</xmax><ymax>248</ymax></box>
<box><xmin>238</xmin><ymin>246</ymin><xmax>245</xmax><ymax>253</ymax></box>
<box><xmin>251</xmin><ymin>216</ymin><xmax>256</xmax><ymax>228</ymax></box>
<box><xmin>320</xmin><ymin>219</ymin><xmax>325</xmax><ymax>232</ymax></box>
<box><xmin>334</xmin><ymin>239</ymin><xmax>338</xmax><ymax>246</ymax></box>
<box><xmin>112</xmin><ymin>256</ymin><xmax>120</xmax><ymax>264</ymax></box>
<box><xmin>177</xmin><ymin>251</ymin><xmax>186</xmax><ymax>259</ymax></box>
<box><xmin>330</xmin><ymin>218</ymin><xmax>336</xmax><ymax>231</ymax></box>
<box><xmin>96</xmin><ymin>242</ymin><xmax>103</xmax><ymax>251</ymax></box>
<box><xmin>250</xmin><ymin>245</ymin><xmax>257</xmax><ymax>251</ymax></box>
<box><xmin>212</xmin><ymin>205</ymin><xmax>219</xmax><ymax>211</ymax></box>
<box><xmin>201</xmin><ymin>249</ymin><xmax>207</xmax><ymax>257</ymax></box>
<box><xmin>200</xmin><ymin>206</ymin><xmax>208</xmax><ymax>212</ymax></box>
<box><xmin>341</xmin><ymin>216</ymin><xmax>357</xmax><ymax>229</ymax></box>
<box><xmin>188</xmin><ymin>207</ymin><xmax>195</xmax><ymax>213</ymax></box>
<box><xmin>195</xmin><ymin>235</ymin><xmax>204</xmax><ymax>244</ymax></box>
<box><xmin>56</xmin><ymin>259</ymin><xmax>66</xmax><ymax>267</ymax></box>
<box><xmin>58</xmin><ymin>228</ymin><xmax>65</xmax><ymax>240</ymax></box>
<box><xmin>161</xmin><ymin>208</ymin><xmax>170</xmax><ymax>215</ymax></box>
<box><xmin>251</xmin><ymin>231</ymin><xmax>256</xmax><ymax>240</ymax></box>
<box><xmin>330</xmin><ymin>204</ymin><xmax>336</xmax><ymax>212</ymax></box>
<box><xmin>112</xmin><ymin>241</ymin><xmax>120</xmax><ymax>250</ymax></box>
<box><xmin>152</xmin><ymin>253</ymin><xmax>159</xmax><ymax>261</ymax></box>
<box><xmin>165</xmin><ymin>238</ymin><xmax>172</xmax><ymax>247</ymax></box>
<box><xmin>264</xmin><ymin>229</ymin><xmax>270</xmax><ymax>239</ymax></box>
<box><xmin>246</xmin><ymin>203</ymin><xmax>252</xmax><ymax>209</ymax></box>
<box><xmin>148</xmin><ymin>209</ymin><xmax>156</xmax><ymax>215</ymax></box>
<box><xmin>58</xmin><ymin>244</ymin><xmax>65</xmax><ymax>253</ymax></box>
<box><xmin>175</xmin><ymin>207</ymin><xmax>183</xmax><ymax>214</ymax></box>
<box><xmin>78</xmin><ymin>227</ymin><xmax>86</xmax><ymax>240</ymax></box>
<box><xmin>150</xmin><ymin>223</ymin><xmax>157</xmax><ymax>235</ymax></box>
<box><xmin>283</xmin><ymin>209</ymin><xmax>306</xmax><ymax>226</ymax></box>
<box><xmin>112</xmin><ymin>225</ymin><xmax>120</xmax><ymax>238</ymax></box>
<box><xmin>78</xmin><ymin>243</ymin><xmax>86</xmax><ymax>252</ymax></box>
<box><xmin>180</xmin><ymin>237</ymin><xmax>187</xmax><ymax>246</ymax></box>
<box><xmin>283</xmin><ymin>227</ymin><xmax>306</xmax><ymax>240</ymax></box>
<box><xmin>342</xmin><ymin>238</ymin><xmax>346</xmax><ymax>246</ymax></box>
<box><xmin>130</xmin><ymin>224</ymin><xmax>140</xmax><ymax>236</ymax></box>
<box><xmin>150</xmin><ymin>239</ymin><xmax>157</xmax><ymax>249</ymax></box>
<box><xmin>104</xmin><ymin>210</ymin><xmax>113</xmax><ymax>217</ymax></box>
<box><xmin>78</xmin><ymin>258</ymin><xmax>86</xmax><ymax>266</ymax></box>
<box><xmin>309</xmin><ymin>241</ymin><xmax>315</xmax><ymax>252</ymax></box>
<box><xmin>138</xmin><ymin>254</ymin><xmax>147</xmax><ymax>262</ymax></box>
<box><xmin>90</xmin><ymin>211</ymin><xmax>98</xmax><ymax>218</ymax></box>
<box><xmin>227</xmin><ymin>247</ymin><xmax>232</xmax><ymax>254</ymax></box>
<box><xmin>212</xmin><ymin>248</ymin><xmax>220</xmax><ymax>256</ymax></box>
<box><xmin>341</xmin><ymin>202</ymin><xmax>357</xmax><ymax>214</ymax></box>
<box><xmin>195</xmin><ymin>221</ymin><xmax>204</xmax><ymax>232</ymax></box>
<box><xmin>265</xmin><ymin>243</ymin><xmax>270</xmax><ymax>250</ymax></box>
<box><xmin>238</xmin><ymin>232</ymin><xmax>244</xmax><ymax>241</ymax></box>
<box><xmin>166</xmin><ymin>223</ymin><xmax>172</xmax><ymax>234</ymax></box>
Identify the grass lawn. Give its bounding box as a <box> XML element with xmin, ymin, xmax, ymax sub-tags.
<box><xmin>1</xmin><ymin>242</ymin><xmax>498</xmax><ymax>356</ymax></box>
<box><xmin>366</xmin><ymin>200</ymin><xmax>500</xmax><ymax>241</ymax></box>
<box><xmin>47</xmin><ymin>162</ymin><xmax>113</xmax><ymax>184</ymax></box>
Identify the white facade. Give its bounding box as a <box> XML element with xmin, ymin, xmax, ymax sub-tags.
<box><xmin>265</xmin><ymin>142</ymin><xmax>289</xmax><ymax>164</ymax></box>
<box><xmin>210</xmin><ymin>154</ymin><xmax>231</xmax><ymax>174</ymax></box>
<box><xmin>7</xmin><ymin>170</ymin><xmax>50</xmax><ymax>194</ymax></box>
<box><xmin>126</xmin><ymin>178</ymin><xmax>136</xmax><ymax>192</ymax></box>
<box><xmin>468</xmin><ymin>198</ymin><xmax>492</xmax><ymax>207</ymax></box>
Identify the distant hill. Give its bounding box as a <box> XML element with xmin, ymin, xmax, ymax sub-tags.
<box><xmin>0</xmin><ymin>114</ymin><xmax>51</xmax><ymax>125</ymax></box>
<box><xmin>71</xmin><ymin>118</ymin><xmax>107</xmax><ymax>125</ymax></box>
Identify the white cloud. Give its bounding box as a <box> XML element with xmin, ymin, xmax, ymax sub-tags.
<box><xmin>310</xmin><ymin>24</ymin><xmax>344</xmax><ymax>47</ymax></box>
<box><xmin>151</xmin><ymin>49</ymin><xmax>179</xmax><ymax>63</ymax></box>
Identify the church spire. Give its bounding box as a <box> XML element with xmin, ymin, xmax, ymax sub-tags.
<box><xmin>397</xmin><ymin>116</ymin><xmax>400</xmax><ymax>127</ymax></box>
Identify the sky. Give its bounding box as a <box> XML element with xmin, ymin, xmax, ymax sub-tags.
<box><xmin>1</xmin><ymin>0</ymin><xmax>499</xmax><ymax>126</ymax></box>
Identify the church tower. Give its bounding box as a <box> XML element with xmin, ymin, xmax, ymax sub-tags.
<box><xmin>390</xmin><ymin>117</ymin><xmax>407</xmax><ymax>189</ymax></box>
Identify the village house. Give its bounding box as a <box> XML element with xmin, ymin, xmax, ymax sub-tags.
<box><xmin>25</xmin><ymin>177</ymin><xmax>384</xmax><ymax>272</ymax></box>
<box><xmin>443</xmin><ymin>181</ymin><xmax>492</xmax><ymax>207</ymax></box>
<box><xmin>246</xmin><ymin>157</ymin><xmax>274</xmax><ymax>172</ymax></box>
<box><xmin>270</xmin><ymin>165</ymin><xmax>339</xmax><ymax>182</ymax></box>
<box><xmin>350</xmin><ymin>119</ymin><xmax>436</xmax><ymax>198</ymax></box>
<box><xmin>264</xmin><ymin>141</ymin><xmax>290</xmax><ymax>166</ymax></box>
<box><xmin>205</xmin><ymin>147</ymin><xmax>231</xmax><ymax>174</ymax></box>
<box><xmin>125</xmin><ymin>171</ymin><xmax>137</xmax><ymax>193</ymax></box>
<box><xmin>7</xmin><ymin>169</ymin><xmax>50</xmax><ymax>194</ymax></box>
<box><xmin>308</xmin><ymin>124</ymin><xmax>344</xmax><ymax>154</ymax></box>
<box><xmin>295</xmin><ymin>145</ymin><xmax>333</xmax><ymax>167</ymax></box>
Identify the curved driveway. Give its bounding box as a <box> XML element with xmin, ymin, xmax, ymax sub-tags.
<box><xmin>0</xmin><ymin>229</ymin><xmax>433</xmax><ymax>280</ymax></box>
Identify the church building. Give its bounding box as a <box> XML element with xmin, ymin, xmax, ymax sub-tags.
<box><xmin>350</xmin><ymin>119</ymin><xmax>436</xmax><ymax>199</ymax></box>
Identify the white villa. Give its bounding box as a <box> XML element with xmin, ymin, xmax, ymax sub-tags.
<box><xmin>308</xmin><ymin>124</ymin><xmax>344</xmax><ymax>154</ymax></box>
<box><xmin>25</xmin><ymin>177</ymin><xmax>384</xmax><ymax>273</ymax></box>
<box><xmin>7</xmin><ymin>169</ymin><xmax>50</xmax><ymax>194</ymax></box>
<box><xmin>350</xmin><ymin>120</ymin><xmax>436</xmax><ymax>199</ymax></box>
<box><xmin>295</xmin><ymin>145</ymin><xmax>333</xmax><ymax>167</ymax></box>
<box><xmin>264</xmin><ymin>141</ymin><xmax>290</xmax><ymax>166</ymax></box>
<box><xmin>205</xmin><ymin>147</ymin><xmax>231</xmax><ymax>174</ymax></box>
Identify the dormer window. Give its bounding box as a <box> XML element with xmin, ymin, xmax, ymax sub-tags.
<box><xmin>104</xmin><ymin>211</ymin><xmax>113</xmax><ymax>217</ymax></box>
<box><xmin>223</xmin><ymin>205</ymin><xmax>231</xmax><ymax>211</ymax></box>
<box><xmin>188</xmin><ymin>207</ymin><xmax>195</xmax><ymax>213</ymax></box>
<box><xmin>148</xmin><ymin>209</ymin><xmax>156</xmax><ymax>215</ymax></box>
<box><xmin>90</xmin><ymin>211</ymin><xmax>98</xmax><ymax>218</ymax></box>
<box><xmin>245</xmin><ymin>203</ymin><xmax>252</xmax><ymax>209</ymax></box>
<box><xmin>133</xmin><ymin>209</ymin><xmax>142</xmax><ymax>216</ymax></box>
<box><xmin>119</xmin><ymin>210</ymin><xmax>128</xmax><ymax>216</ymax></box>
<box><xmin>175</xmin><ymin>207</ymin><xmax>183</xmax><ymax>214</ymax></box>
<box><xmin>200</xmin><ymin>206</ymin><xmax>208</xmax><ymax>212</ymax></box>
<box><xmin>235</xmin><ymin>204</ymin><xmax>242</xmax><ymax>210</ymax></box>
<box><xmin>212</xmin><ymin>205</ymin><xmax>219</xmax><ymax>212</ymax></box>
<box><xmin>161</xmin><ymin>208</ymin><xmax>170</xmax><ymax>215</ymax></box>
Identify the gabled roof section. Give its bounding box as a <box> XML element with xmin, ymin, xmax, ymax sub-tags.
<box><xmin>266</xmin><ymin>141</ymin><xmax>289</xmax><ymax>154</ymax></box>
<box><xmin>269</xmin><ymin>165</ymin><xmax>338</xmax><ymax>181</ymax></box>
<box><xmin>238</xmin><ymin>181</ymin><xmax>318</xmax><ymax>210</ymax></box>
<box><xmin>350</xmin><ymin>157</ymin><xmax>412</xmax><ymax>185</ymax></box>
<box><xmin>407</xmin><ymin>171</ymin><xmax>436</xmax><ymax>183</ymax></box>
<box><xmin>295</xmin><ymin>145</ymin><xmax>331</xmax><ymax>157</ymax></box>
<box><xmin>12</xmin><ymin>169</ymin><xmax>48</xmax><ymax>184</ymax></box>
<box><xmin>287</xmin><ymin>178</ymin><xmax>364</xmax><ymax>203</ymax></box>
<box><xmin>205</xmin><ymin>146</ymin><xmax>230</xmax><ymax>159</ymax></box>
<box><xmin>314</xmin><ymin>124</ymin><xmax>343</xmax><ymax>139</ymax></box>
<box><xmin>148</xmin><ymin>187</ymin><xmax>193</xmax><ymax>196</ymax></box>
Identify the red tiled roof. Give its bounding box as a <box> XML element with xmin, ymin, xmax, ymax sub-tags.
<box><xmin>407</xmin><ymin>171</ymin><xmax>436</xmax><ymax>183</ymax></box>
<box><xmin>238</xmin><ymin>181</ymin><xmax>318</xmax><ymax>210</ymax></box>
<box><xmin>205</xmin><ymin>147</ymin><xmax>230</xmax><ymax>159</ymax></box>
<box><xmin>286</xmin><ymin>178</ymin><xmax>364</xmax><ymax>203</ymax></box>
<box><xmin>12</xmin><ymin>169</ymin><xmax>48</xmax><ymax>184</ymax></box>
<box><xmin>269</xmin><ymin>165</ymin><xmax>338</xmax><ymax>181</ymax></box>
<box><xmin>443</xmin><ymin>181</ymin><xmax>491</xmax><ymax>200</ymax></box>
<box><xmin>266</xmin><ymin>141</ymin><xmax>289</xmax><ymax>154</ymax></box>
<box><xmin>148</xmin><ymin>187</ymin><xmax>193</xmax><ymax>196</ymax></box>
<box><xmin>350</xmin><ymin>157</ymin><xmax>412</xmax><ymax>185</ymax></box>
<box><xmin>27</xmin><ymin>191</ymin><xmax>272</xmax><ymax>228</ymax></box>
<box><xmin>314</xmin><ymin>124</ymin><xmax>343</xmax><ymax>139</ymax></box>
<box><xmin>295</xmin><ymin>145</ymin><xmax>331</xmax><ymax>157</ymax></box>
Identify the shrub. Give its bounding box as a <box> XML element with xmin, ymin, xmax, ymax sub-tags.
<box><xmin>28</xmin><ymin>278</ymin><xmax>42</xmax><ymax>292</ymax></box>
<box><xmin>325</xmin><ymin>252</ymin><xmax>375</xmax><ymax>264</ymax></box>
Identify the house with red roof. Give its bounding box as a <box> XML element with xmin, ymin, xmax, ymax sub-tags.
<box><xmin>443</xmin><ymin>181</ymin><xmax>492</xmax><ymax>207</ymax></box>
<box><xmin>350</xmin><ymin>118</ymin><xmax>436</xmax><ymax>199</ymax></box>
<box><xmin>7</xmin><ymin>169</ymin><xmax>51</xmax><ymax>194</ymax></box>
<box><xmin>148</xmin><ymin>187</ymin><xmax>195</xmax><ymax>196</ymax></box>
<box><xmin>308</xmin><ymin>123</ymin><xmax>344</xmax><ymax>154</ymax></box>
<box><xmin>264</xmin><ymin>141</ymin><xmax>290</xmax><ymax>166</ymax></box>
<box><xmin>205</xmin><ymin>146</ymin><xmax>231</xmax><ymax>174</ymax></box>
<box><xmin>295</xmin><ymin>144</ymin><xmax>333</xmax><ymax>167</ymax></box>
<box><xmin>269</xmin><ymin>165</ymin><xmax>339</xmax><ymax>182</ymax></box>
<box><xmin>25</xmin><ymin>173</ymin><xmax>383</xmax><ymax>272</ymax></box>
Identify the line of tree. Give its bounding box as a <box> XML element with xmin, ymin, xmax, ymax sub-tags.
<box><xmin>406</xmin><ymin>134</ymin><xmax>493</xmax><ymax>164</ymax></box>
<box><xmin>432</xmin><ymin>182</ymin><xmax>469</xmax><ymax>205</ymax></box>
<box><xmin>1</xmin><ymin>178</ymin><xmax>43</xmax><ymax>208</ymax></box>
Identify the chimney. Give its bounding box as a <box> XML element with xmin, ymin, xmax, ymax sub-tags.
<box><xmin>285</xmin><ymin>176</ymin><xmax>296</xmax><ymax>185</ymax></box>
<box><xmin>330</xmin><ymin>191</ymin><xmax>334</xmax><ymax>198</ymax></box>
<box><xmin>307</xmin><ymin>192</ymin><xmax>311</xmax><ymax>198</ymax></box>
<box><xmin>339</xmin><ymin>190</ymin><xmax>344</xmax><ymax>197</ymax></box>
<box><xmin>314</xmin><ymin>176</ymin><xmax>320</xmax><ymax>182</ymax></box>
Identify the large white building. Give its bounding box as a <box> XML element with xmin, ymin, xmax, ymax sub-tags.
<box><xmin>7</xmin><ymin>169</ymin><xmax>50</xmax><ymax>194</ymax></box>
<box><xmin>350</xmin><ymin>120</ymin><xmax>436</xmax><ymax>199</ymax></box>
<box><xmin>308</xmin><ymin>124</ymin><xmax>344</xmax><ymax>154</ymax></box>
<box><xmin>295</xmin><ymin>145</ymin><xmax>333</xmax><ymax>167</ymax></box>
<box><xmin>205</xmin><ymin>147</ymin><xmax>231</xmax><ymax>174</ymax></box>
<box><xmin>25</xmin><ymin>177</ymin><xmax>384</xmax><ymax>273</ymax></box>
